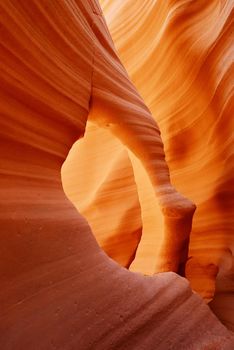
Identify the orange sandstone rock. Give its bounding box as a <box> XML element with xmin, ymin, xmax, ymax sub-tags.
<box><xmin>63</xmin><ymin>0</ymin><xmax>234</xmax><ymax>328</ymax></box>
<box><xmin>0</xmin><ymin>0</ymin><xmax>233</xmax><ymax>349</ymax></box>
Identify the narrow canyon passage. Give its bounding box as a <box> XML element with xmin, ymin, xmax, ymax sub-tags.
<box><xmin>0</xmin><ymin>0</ymin><xmax>233</xmax><ymax>349</ymax></box>
<box><xmin>63</xmin><ymin>0</ymin><xmax>234</xmax><ymax>330</ymax></box>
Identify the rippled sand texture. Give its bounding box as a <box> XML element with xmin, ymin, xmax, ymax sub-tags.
<box><xmin>62</xmin><ymin>0</ymin><xmax>234</xmax><ymax>329</ymax></box>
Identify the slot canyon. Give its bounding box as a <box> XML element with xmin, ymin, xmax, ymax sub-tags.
<box><xmin>0</xmin><ymin>0</ymin><xmax>233</xmax><ymax>349</ymax></box>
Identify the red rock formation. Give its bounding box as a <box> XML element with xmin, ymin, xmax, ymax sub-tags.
<box><xmin>63</xmin><ymin>0</ymin><xmax>234</xmax><ymax>328</ymax></box>
<box><xmin>1</xmin><ymin>0</ymin><xmax>233</xmax><ymax>348</ymax></box>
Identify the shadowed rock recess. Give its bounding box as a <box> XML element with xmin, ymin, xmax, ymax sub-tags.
<box><xmin>0</xmin><ymin>1</ymin><xmax>233</xmax><ymax>349</ymax></box>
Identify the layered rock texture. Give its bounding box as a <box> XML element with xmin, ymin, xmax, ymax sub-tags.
<box><xmin>0</xmin><ymin>0</ymin><xmax>233</xmax><ymax>349</ymax></box>
<box><xmin>63</xmin><ymin>0</ymin><xmax>234</xmax><ymax>331</ymax></box>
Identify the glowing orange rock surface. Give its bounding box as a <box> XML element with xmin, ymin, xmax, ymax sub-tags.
<box><xmin>63</xmin><ymin>0</ymin><xmax>234</xmax><ymax>330</ymax></box>
<box><xmin>0</xmin><ymin>0</ymin><xmax>233</xmax><ymax>349</ymax></box>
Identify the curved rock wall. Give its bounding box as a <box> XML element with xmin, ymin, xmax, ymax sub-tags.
<box><xmin>1</xmin><ymin>0</ymin><xmax>233</xmax><ymax>347</ymax></box>
<box><xmin>62</xmin><ymin>0</ymin><xmax>234</xmax><ymax>328</ymax></box>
